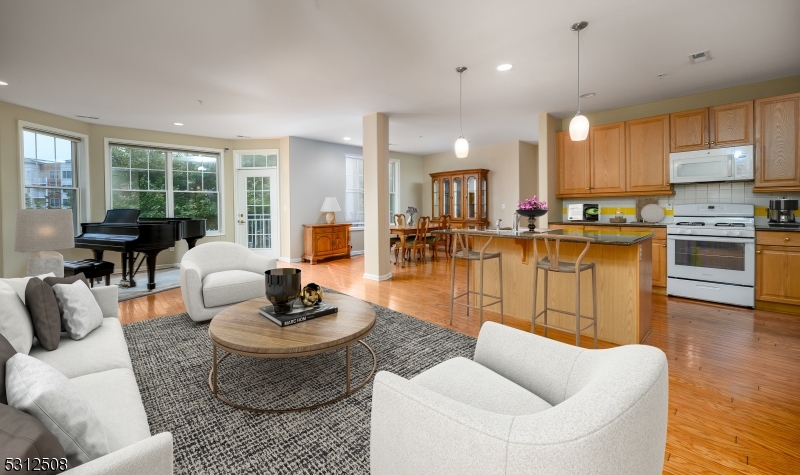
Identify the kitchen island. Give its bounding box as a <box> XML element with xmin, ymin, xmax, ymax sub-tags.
<box><xmin>434</xmin><ymin>228</ymin><xmax>654</xmax><ymax>346</ymax></box>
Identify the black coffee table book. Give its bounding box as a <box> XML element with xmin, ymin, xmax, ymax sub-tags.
<box><xmin>259</xmin><ymin>301</ymin><xmax>338</xmax><ymax>327</ymax></box>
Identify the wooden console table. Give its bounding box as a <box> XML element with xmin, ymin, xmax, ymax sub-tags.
<box><xmin>302</xmin><ymin>223</ymin><xmax>352</xmax><ymax>264</ymax></box>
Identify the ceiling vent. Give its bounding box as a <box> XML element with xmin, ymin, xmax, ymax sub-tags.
<box><xmin>75</xmin><ymin>114</ymin><xmax>99</xmax><ymax>120</ymax></box>
<box><xmin>689</xmin><ymin>50</ymin><xmax>711</xmax><ymax>64</ymax></box>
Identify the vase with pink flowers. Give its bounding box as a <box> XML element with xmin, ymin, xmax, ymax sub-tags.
<box><xmin>517</xmin><ymin>196</ymin><xmax>548</xmax><ymax>231</ymax></box>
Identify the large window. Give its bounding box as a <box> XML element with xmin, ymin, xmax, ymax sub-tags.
<box><xmin>109</xmin><ymin>144</ymin><xmax>222</xmax><ymax>233</ymax></box>
<box><xmin>22</xmin><ymin>128</ymin><xmax>80</xmax><ymax>230</ymax></box>
<box><xmin>345</xmin><ymin>155</ymin><xmax>401</xmax><ymax>228</ymax></box>
<box><xmin>345</xmin><ymin>155</ymin><xmax>365</xmax><ymax>228</ymax></box>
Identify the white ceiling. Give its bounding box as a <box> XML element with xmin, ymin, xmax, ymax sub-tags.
<box><xmin>1</xmin><ymin>0</ymin><xmax>799</xmax><ymax>155</ymax></box>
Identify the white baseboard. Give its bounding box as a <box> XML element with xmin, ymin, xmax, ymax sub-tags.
<box><xmin>279</xmin><ymin>257</ymin><xmax>303</xmax><ymax>263</ymax></box>
<box><xmin>350</xmin><ymin>250</ymin><xmax>365</xmax><ymax>256</ymax></box>
<box><xmin>363</xmin><ymin>272</ymin><xmax>393</xmax><ymax>281</ymax></box>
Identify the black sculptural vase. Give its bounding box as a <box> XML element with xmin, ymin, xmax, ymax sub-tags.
<box><xmin>265</xmin><ymin>268</ymin><xmax>302</xmax><ymax>314</ymax></box>
<box><xmin>516</xmin><ymin>209</ymin><xmax>548</xmax><ymax>232</ymax></box>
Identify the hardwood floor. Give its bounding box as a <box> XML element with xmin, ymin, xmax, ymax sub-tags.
<box><xmin>119</xmin><ymin>255</ymin><xmax>800</xmax><ymax>475</ymax></box>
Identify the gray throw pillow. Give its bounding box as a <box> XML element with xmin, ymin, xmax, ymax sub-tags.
<box><xmin>52</xmin><ymin>280</ymin><xmax>103</xmax><ymax>340</ymax></box>
<box><xmin>0</xmin><ymin>403</ymin><xmax>68</xmax><ymax>474</ymax></box>
<box><xmin>25</xmin><ymin>277</ymin><xmax>62</xmax><ymax>351</ymax></box>
<box><xmin>0</xmin><ymin>283</ymin><xmax>34</xmax><ymax>354</ymax></box>
<box><xmin>0</xmin><ymin>333</ymin><xmax>16</xmax><ymax>404</ymax></box>
<box><xmin>43</xmin><ymin>273</ymin><xmax>89</xmax><ymax>289</ymax></box>
<box><xmin>6</xmin><ymin>353</ymin><xmax>109</xmax><ymax>467</ymax></box>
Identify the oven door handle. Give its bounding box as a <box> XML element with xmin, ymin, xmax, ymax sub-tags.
<box><xmin>667</xmin><ymin>235</ymin><xmax>754</xmax><ymax>244</ymax></box>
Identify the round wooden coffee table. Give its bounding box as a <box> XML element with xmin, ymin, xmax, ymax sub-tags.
<box><xmin>208</xmin><ymin>293</ymin><xmax>377</xmax><ymax>413</ymax></box>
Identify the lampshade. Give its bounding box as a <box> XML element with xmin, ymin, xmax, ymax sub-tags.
<box><xmin>454</xmin><ymin>137</ymin><xmax>469</xmax><ymax>158</ymax></box>
<box><xmin>15</xmin><ymin>209</ymin><xmax>75</xmax><ymax>252</ymax></box>
<box><xmin>569</xmin><ymin>114</ymin><xmax>590</xmax><ymax>141</ymax></box>
<box><xmin>320</xmin><ymin>197</ymin><xmax>342</xmax><ymax>213</ymax></box>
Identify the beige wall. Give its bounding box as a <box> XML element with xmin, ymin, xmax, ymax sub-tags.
<box><xmin>0</xmin><ymin>99</ymin><xmax>291</xmax><ymax>277</ymax></box>
<box><xmin>560</xmin><ymin>74</ymin><xmax>800</xmax><ymax>131</ymax></box>
<box><xmin>422</xmin><ymin>140</ymin><xmax>539</xmax><ymax>225</ymax></box>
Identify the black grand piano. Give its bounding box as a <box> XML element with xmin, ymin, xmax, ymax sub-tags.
<box><xmin>75</xmin><ymin>209</ymin><xmax>206</xmax><ymax>290</ymax></box>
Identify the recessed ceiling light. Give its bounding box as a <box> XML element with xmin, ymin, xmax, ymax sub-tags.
<box><xmin>173</xmin><ymin>122</ymin><xmax>184</xmax><ymax>126</ymax></box>
<box><xmin>580</xmin><ymin>93</ymin><xmax>596</xmax><ymax>98</ymax></box>
<box><xmin>0</xmin><ymin>80</ymin><xmax>8</xmax><ymax>86</ymax></box>
<box><xmin>497</xmin><ymin>64</ymin><xmax>513</xmax><ymax>71</ymax></box>
<box><xmin>343</xmin><ymin>137</ymin><xmax>351</xmax><ymax>141</ymax></box>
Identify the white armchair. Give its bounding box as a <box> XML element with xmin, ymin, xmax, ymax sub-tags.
<box><xmin>370</xmin><ymin>322</ymin><xmax>669</xmax><ymax>475</ymax></box>
<box><xmin>179</xmin><ymin>242</ymin><xmax>277</xmax><ymax>322</ymax></box>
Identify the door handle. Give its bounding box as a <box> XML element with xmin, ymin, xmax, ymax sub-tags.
<box><xmin>238</xmin><ymin>220</ymin><xmax>245</xmax><ymax>224</ymax></box>
<box><xmin>728</xmin><ymin>157</ymin><xmax>732</xmax><ymax>177</ymax></box>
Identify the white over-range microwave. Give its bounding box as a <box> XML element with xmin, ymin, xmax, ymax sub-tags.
<box><xmin>669</xmin><ymin>145</ymin><xmax>753</xmax><ymax>184</ymax></box>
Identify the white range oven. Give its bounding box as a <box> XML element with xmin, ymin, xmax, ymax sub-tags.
<box><xmin>666</xmin><ymin>203</ymin><xmax>755</xmax><ymax>308</ymax></box>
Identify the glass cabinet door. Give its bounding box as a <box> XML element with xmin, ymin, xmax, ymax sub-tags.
<box><xmin>432</xmin><ymin>179</ymin><xmax>439</xmax><ymax>218</ymax></box>
<box><xmin>466</xmin><ymin>176</ymin><xmax>477</xmax><ymax>219</ymax></box>
<box><xmin>443</xmin><ymin>178</ymin><xmax>451</xmax><ymax>216</ymax></box>
<box><xmin>453</xmin><ymin>177</ymin><xmax>462</xmax><ymax>218</ymax></box>
<box><xmin>481</xmin><ymin>176</ymin><xmax>487</xmax><ymax>219</ymax></box>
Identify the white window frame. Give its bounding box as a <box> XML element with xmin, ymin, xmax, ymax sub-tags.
<box><xmin>18</xmin><ymin>121</ymin><xmax>90</xmax><ymax>234</ymax></box>
<box><xmin>389</xmin><ymin>159</ymin><xmax>401</xmax><ymax>222</ymax></box>
<box><xmin>345</xmin><ymin>154</ymin><xmax>365</xmax><ymax>230</ymax></box>
<box><xmin>104</xmin><ymin>138</ymin><xmax>226</xmax><ymax>236</ymax></box>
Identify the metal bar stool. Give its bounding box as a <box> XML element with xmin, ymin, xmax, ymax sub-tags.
<box><xmin>449</xmin><ymin>231</ymin><xmax>503</xmax><ymax>325</ymax></box>
<box><xmin>531</xmin><ymin>234</ymin><xmax>598</xmax><ymax>348</ymax></box>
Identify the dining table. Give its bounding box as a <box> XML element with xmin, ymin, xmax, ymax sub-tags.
<box><xmin>389</xmin><ymin>223</ymin><xmax>443</xmax><ymax>268</ymax></box>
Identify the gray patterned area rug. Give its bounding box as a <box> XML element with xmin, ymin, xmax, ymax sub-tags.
<box><xmin>122</xmin><ymin>297</ymin><xmax>476</xmax><ymax>475</ymax></box>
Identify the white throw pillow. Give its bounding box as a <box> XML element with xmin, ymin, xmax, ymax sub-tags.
<box><xmin>0</xmin><ymin>283</ymin><xmax>34</xmax><ymax>354</ymax></box>
<box><xmin>6</xmin><ymin>353</ymin><xmax>110</xmax><ymax>467</ymax></box>
<box><xmin>0</xmin><ymin>273</ymin><xmax>56</xmax><ymax>303</ymax></box>
<box><xmin>52</xmin><ymin>280</ymin><xmax>103</xmax><ymax>340</ymax></box>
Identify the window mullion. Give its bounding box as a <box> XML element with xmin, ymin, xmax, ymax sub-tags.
<box><xmin>166</xmin><ymin>151</ymin><xmax>174</xmax><ymax>217</ymax></box>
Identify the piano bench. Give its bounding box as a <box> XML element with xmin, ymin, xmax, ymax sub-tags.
<box><xmin>64</xmin><ymin>259</ymin><xmax>115</xmax><ymax>287</ymax></box>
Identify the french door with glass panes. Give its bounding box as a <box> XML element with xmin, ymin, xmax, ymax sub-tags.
<box><xmin>235</xmin><ymin>168</ymin><xmax>280</xmax><ymax>259</ymax></box>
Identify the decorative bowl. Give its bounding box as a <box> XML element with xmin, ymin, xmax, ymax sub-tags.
<box><xmin>516</xmin><ymin>209</ymin><xmax>548</xmax><ymax>231</ymax></box>
<box><xmin>265</xmin><ymin>268</ymin><xmax>301</xmax><ymax>313</ymax></box>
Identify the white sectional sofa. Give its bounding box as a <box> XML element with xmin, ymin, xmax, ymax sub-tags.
<box><xmin>26</xmin><ymin>285</ymin><xmax>172</xmax><ymax>475</ymax></box>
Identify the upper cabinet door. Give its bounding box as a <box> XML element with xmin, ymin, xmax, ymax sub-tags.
<box><xmin>670</xmin><ymin>108</ymin><xmax>709</xmax><ymax>152</ymax></box>
<box><xmin>432</xmin><ymin>179</ymin><xmax>440</xmax><ymax>218</ymax></box>
<box><xmin>627</xmin><ymin>115</ymin><xmax>671</xmax><ymax>193</ymax></box>
<box><xmin>557</xmin><ymin>131</ymin><xmax>589</xmax><ymax>195</ymax></box>
<box><xmin>710</xmin><ymin>101</ymin><xmax>753</xmax><ymax>148</ymax></box>
<box><xmin>755</xmin><ymin>93</ymin><xmax>800</xmax><ymax>191</ymax></box>
<box><xmin>589</xmin><ymin>122</ymin><xmax>626</xmax><ymax>193</ymax></box>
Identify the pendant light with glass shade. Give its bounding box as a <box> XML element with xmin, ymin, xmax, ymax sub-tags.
<box><xmin>569</xmin><ymin>21</ymin><xmax>590</xmax><ymax>141</ymax></box>
<box><xmin>454</xmin><ymin>66</ymin><xmax>469</xmax><ymax>158</ymax></box>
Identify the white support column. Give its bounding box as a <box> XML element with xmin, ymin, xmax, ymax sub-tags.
<box><xmin>362</xmin><ymin>112</ymin><xmax>392</xmax><ymax>281</ymax></box>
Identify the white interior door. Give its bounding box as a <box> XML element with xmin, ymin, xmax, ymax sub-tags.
<box><xmin>236</xmin><ymin>168</ymin><xmax>279</xmax><ymax>259</ymax></box>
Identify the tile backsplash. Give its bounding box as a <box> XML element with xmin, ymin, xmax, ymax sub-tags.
<box><xmin>562</xmin><ymin>182</ymin><xmax>800</xmax><ymax>225</ymax></box>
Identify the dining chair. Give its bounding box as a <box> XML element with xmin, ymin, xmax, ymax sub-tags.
<box><xmin>391</xmin><ymin>214</ymin><xmax>407</xmax><ymax>264</ymax></box>
<box><xmin>398</xmin><ymin>216</ymin><xmax>430</xmax><ymax>265</ymax></box>
<box><xmin>427</xmin><ymin>214</ymin><xmax>451</xmax><ymax>260</ymax></box>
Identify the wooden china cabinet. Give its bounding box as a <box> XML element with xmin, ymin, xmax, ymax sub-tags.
<box><xmin>430</xmin><ymin>169</ymin><xmax>489</xmax><ymax>227</ymax></box>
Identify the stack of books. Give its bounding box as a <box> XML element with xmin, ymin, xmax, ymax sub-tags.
<box><xmin>259</xmin><ymin>301</ymin><xmax>338</xmax><ymax>327</ymax></box>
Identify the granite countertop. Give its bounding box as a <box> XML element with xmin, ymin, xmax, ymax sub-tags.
<box><xmin>756</xmin><ymin>224</ymin><xmax>800</xmax><ymax>232</ymax></box>
<box><xmin>547</xmin><ymin>220</ymin><xmax>667</xmax><ymax>228</ymax></box>
<box><xmin>433</xmin><ymin>228</ymin><xmax>655</xmax><ymax>246</ymax></box>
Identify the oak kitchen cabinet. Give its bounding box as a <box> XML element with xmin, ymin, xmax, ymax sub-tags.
<box><xmin>669</xmin><ymin>101</ymin><xmax>753</xmax><ymax>152</ymax></box>
<box><xmin>302</xmin><ymin>223</ymin><xmax>352</xmax><ymax>264</ymax></box>
<box><xmin>557</xmin><ymin>122</ymin><xmax>627</xmax><ymax>197</ymax></box>
<box><xmin>430</xmin><ymin>169</ymin><xmax>489</xmax><ymax>227</ymax></box>
<box><xmin>626</xmin><ymin>115</ymin><xmax>671</xmax><ymax>194</ymax></box>
<box><xmin>756</xmin><ymin>231</ymin><xmax>800</xmax><ymax>307</ymax></box>
<box><xmin>754</xmin><ymin>92</ymin><xmax>800</xmax><ymax>192</ymax></box>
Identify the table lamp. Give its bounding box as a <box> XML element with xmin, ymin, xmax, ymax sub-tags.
<box><xmin>320</xmin><ymin>197</ymin><xmax>341</xmax><ymax>224</ymax></box>
<box><xmin>15</xmin><ymin>209</ymin><xmax>75</xmax><ymax>277</ymax></box>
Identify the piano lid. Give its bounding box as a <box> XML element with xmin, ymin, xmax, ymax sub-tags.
<box><xmin>103</xmin><ymin>209</ymin><xmax>141</xmax><ymax>224</ymax></box>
